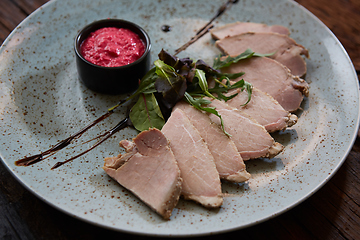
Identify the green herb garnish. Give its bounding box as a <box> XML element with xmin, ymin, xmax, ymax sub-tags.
<box><xmin>119</xmin><ymin>49</ymin><xmax>261</xmax><ymax>133</ymax></box>
<box><xmin>183</xmin><ymin>92</ymin><xmax>230</xmax><ymax>137</ymax></box>
<box><xmin>129</xmin><ymin>93</ymin><xmax>165</xmax><ymax>132</ymax></box>
<box><xmin>213</xmin><ymin>48</ymin><xmax>274</xmax><ymax>69</ymax></box>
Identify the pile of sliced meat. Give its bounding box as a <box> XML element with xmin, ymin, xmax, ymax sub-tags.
<box><xmin>103</xmin><ymin>22</ymin><xmax>309</xmax><ymax>220</ymax></box>
<box><xmin>212</xmin><ymin>21</ymin><xmax>310</xmax><ymax>112</ymax></box>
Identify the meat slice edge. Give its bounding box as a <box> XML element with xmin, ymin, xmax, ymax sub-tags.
<box><xmin>174</xmin><ymin>101</ymin><xmax>251</xmax><ymax>183</ymax></box>
<box><xmin>210</xmin><ymin>21</ymin><xmax>290</xmax><ymax>40</ymax></box>
<box><xmin>162</xmin><ymin>108</ymin><xmax>223</xmax><ymax>208</ymax></box>
<box><xmin>225</xmin><ymin>87</ymin><xmax>298</xmax><ymax>132</ymax></box>
<box><xmin>220</xmin><ymin>57</ymin><xmax>309</xmax><ymax>112</ymax></box>
<box><xmin>215</xmin><ymin>32</ymin><xmax>309</xmax><ymax>77</ymax></box>
<box><xmin>207</xmin><ymin>99</ymin><xmax>284</xmax><ymax>160</ymax></box>
<box><xmin>103</xmin><ymin>128</ymin><xmax>182</xmax><ymax>220</ymax></box>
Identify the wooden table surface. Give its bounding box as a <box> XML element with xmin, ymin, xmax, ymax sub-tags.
<box><xmin>1</xmin><ymin>0</ymin><xmax>359</xmax><ymax>239</ymax></box>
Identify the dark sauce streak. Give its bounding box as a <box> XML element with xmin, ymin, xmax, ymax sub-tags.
<box><xmin>161</xmin><ymin>25</ymin><xmax>171</xmax><ymax>32</ymax></box>
<box><xmin>174</xmin><ymin>0</ymin><xmax>238</xmax><ymax>55</ymax></box>
<box><xmin>174</xmin><ymin>24</ymin><xmax>214</xmax><ymax>56</ymax></box>
<box><xmin>15</xmin><ymin>98</ymin><xmax>127</xmax><ymax>167</ymax></box>
<box><xmin>51</xmin><ymin>116</ymin><xmax>131</xmax><ymax>169</ymax></box>
<box><xmin>15</xmin><ymin>111</ymin><xmax>114</xmax><ymax>166</ymax></box>
<box><xmin>196</xmin><ymin>0</ymin><xmax>238</xmax><ymax>36</ymax></box>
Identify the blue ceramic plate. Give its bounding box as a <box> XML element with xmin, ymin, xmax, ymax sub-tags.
<box><xmin>0</xmin><ymin>0</ymin><xmax>359</xmax><ymax>236</ymax></box>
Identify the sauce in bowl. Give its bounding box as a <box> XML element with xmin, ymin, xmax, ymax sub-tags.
<box><xmin>74</xmin><ymin>19</ymin><xmax>151</xmax><ymax>94</ymax></box>
<box><xmin>80</xmin><ymin>27</ymin><xmax>145</xmax><ymax>67</ymax></box>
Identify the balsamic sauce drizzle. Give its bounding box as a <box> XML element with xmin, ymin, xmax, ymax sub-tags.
<box><xmin>15</xmin><ymin>99</ymin><xmax>127</xmax><ymax>167</ymax></box>
<box><xmin>15</xmin><ymin>111</ymin><xmax>114</xmax><ymax>167</ymax></box>
<box><xmin>174</xmin><ymin>24</ymin><xmax>214</xmax><ymax>56</ymax></box>
<box><xmin>15</xmin><ymin>0</ymin><xmax>238</xmax><ymax>169</ymax></box>
<box><xmin>174</xmin><ymin>0</ymin><xmax>238</xmax><ymax>55</ymax></box>
<box><xmin>51</xmin><ymin>116</ymin><xmax>131</xmax><ymax>170</ymax></box>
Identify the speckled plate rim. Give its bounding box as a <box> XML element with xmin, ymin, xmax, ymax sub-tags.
<box><xmin>252</xmin><ymin>0</ymin><xmax>360</xmax><ymax>225</ymax></box>
<box><xmin>0</xmin><ymin>0</ymin><xmax>359</xmax><ymax>237</ymax></box>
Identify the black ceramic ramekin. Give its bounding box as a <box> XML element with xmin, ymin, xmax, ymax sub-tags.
<box><xmin>74</xmin><ymin>19</ymin><xmax>151</xmax><ymax>94</ymax></box>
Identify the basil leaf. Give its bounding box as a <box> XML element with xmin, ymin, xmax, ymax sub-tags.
<box><xmin>129</xmin><ymin>93</ymin><xmax>165</xmax><ymax>132</ymax></box>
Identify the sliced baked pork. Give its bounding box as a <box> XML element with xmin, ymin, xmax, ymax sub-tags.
<box><xmin>103</xmin><ymin>128</ymin><xmax>182</xmax><ymax>220</ymax></box>
<box><xmin>207</xmin><ymin>99</ymin><xmax>284</xmax><ymax>160</ymax></box>
<box><xmin>221</xmin><ymin>57</ymin><xmax>309</xmax><ymax>112</ymax></box>
<box><xmin>215</xmin><ymin>32</ymin><xmax>309</xmax><ymax>77</ymax></box>
<box><xmin>174</xmin><ymin>101</ymin><xmax>251</xmax><ymax>183</ymax></box>
<box><xmin>162</xmin><ymin>108</ymin><xmax>223</xmax><ymax>208</ymax></box>
<box><xmin>225</xmin><ymin>87</ymin><xmax>298</xmax><ymax>132</ymax></box>
<box><xmin>210</xmin><ymin>22</ymin><xmax>290</xmax><ymax>40</ymax></box>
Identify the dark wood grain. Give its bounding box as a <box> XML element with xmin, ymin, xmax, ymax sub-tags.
<box><xmin>0</xmin><ymin>0</ymin><xmax>26</xmax><ymax>41</ymax></box>
<box><xmin>295</xmin><ymin>0</ymin><xmax>360</xmax><ymax>71</ymax></box>
<box><xmin>1</xmin><ymin>0</ymin><xmax>360</xmax><ymax>239</ymax></box>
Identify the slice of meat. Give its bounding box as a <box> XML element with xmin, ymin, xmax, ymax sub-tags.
<box><xmin>210</xmin><ymin>22</ymin><xmax>290</xmax><ymax>40</ymax></box>
<box><xmin>119</xmin><ymin>139</ymin><xmax>136</xmax><ymax>152</ymax></box>
<box><xmin>225</xmin><ymin>86</ymin><xmax>298</xmax><ymax>132</ymax></box>
<box><xmin>103</xmin><ymin>139</ymin><xmax>139</xmax><ymax>169</ymax></box>
<box><xmin>103</xmin><ymin>128</ymin><xmax>182</xmax><ymax>220</ymax></box>
<box><xmin>207</xmin><ymin>99</ymin><xmax>284</xmax><ymax>160</ymax></box>
<box><xmin>221</xmin><ymin>57</ymin><xmax>309</xmax><ymax>112</ymax></box>
<box><xmin>161</xmin><ymin>108</ymin><xmax>223</xmax><ymax>208</ymax></box>
<box><xmin>215</xmin><ymin>32</ymin><xmax>309</xmax><ymax>77</ymax></box>
<box><xmin>174</xmin><ymin>101</ymin><xmax>251</xmax><ymax>183</ymax></box>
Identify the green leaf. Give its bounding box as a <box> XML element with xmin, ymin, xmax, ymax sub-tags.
<box><xmin>129</xmin><ymin>93</ymin><xmax>165</xmax><ymax>132</ymax></box>
<box><xmin>209</xmin><ymin>77</ymin><xmax>253</xmax><ymax>105</ymax></box>
<box><xmin>213</xmin><ymin>48</ymin><xmax>274</xmax><ymax>69</ymax></box>
<box><xmin>239</xmin><ymin>79</ymin><xmax>253</xmax><ymax>106</ymax></box>
<box><xmin>120</xmin><ymin>67</ymin><xmax>158</xmax><ymax>105</ymax></box>
<box><xmin>195</xmin><ymin>69</ymin><xmax>216</xmax><ymax>99</ymax></box>
<box><xmin>209</xmin><ymin>78</ymin><xmax>240</xmax><ymax>102</ymax></box>
<box><xmin>107</xmin><ymin>68</ymin><xmax>158</xmax><ymax>111</ymax></box>
<box><xmin>154</xmin><ymin>59</ymin><xmax>187</xmax><ymax>108</ymax></box>
<box><xmin>187</xmin><ymin>75</ymin><xmax>253</xmax><ymax>105</ymax></box>
<box><xmin>111</xmin><ymin>50</ymin><xmax>254</xmax><ymax>134</ymax></box>
<box><xmin>184</xmin><ymin>92</ymin><xmax>231</xmax><ymax>137</ymax></box>
<box><xmin>154</xmin><ymin>59</ymin><xmax>176</xmax><ymax>80</ymax></box>
<box><xmin>133</xmin><ymin>67</ymin><xmax>158</xmax><ymax>95</ymax></box>
<box><xmin>217</xmin><ymin>71</ymin><xmax>245</xmax><ymax>79</ymax></box>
